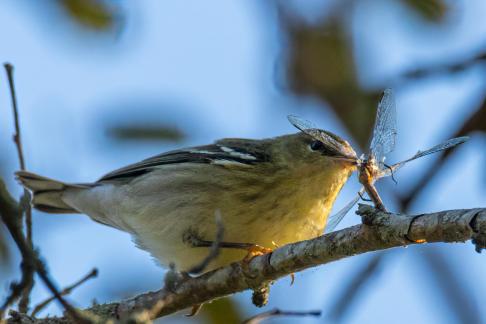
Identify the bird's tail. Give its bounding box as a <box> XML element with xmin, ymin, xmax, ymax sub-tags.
<box><xmin>15</xmin><ymin>171</ymin><xmax>91</xmax><ymax>214</ymax></box>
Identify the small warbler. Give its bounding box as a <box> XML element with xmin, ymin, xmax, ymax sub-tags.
<box><xmin>16</xmin><ymin>128</ymin><xmax>356</xmax><ymax>271</ymax></box>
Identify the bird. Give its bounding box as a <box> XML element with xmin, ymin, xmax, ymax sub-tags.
<box><xmin>16</xmin><ymin>130</ymin><xmax>357</xmax><ymax>272</ymax></box>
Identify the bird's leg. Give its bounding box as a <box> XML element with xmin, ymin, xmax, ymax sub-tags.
<box><xmin>184</xmin><ymin>232</ymin><xmax>283</xmax><ymax>308</ymax></box>
<box><xmin>183</xmin><ymin>229</ymin><xmax>272</xmax><ymax>262</ymax></box>
<box><xmin>193</xmin><ymin>239</ymin><xmax>272</xmax><ymax>261</ymax></box>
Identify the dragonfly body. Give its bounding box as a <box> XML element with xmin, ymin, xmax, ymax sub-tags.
<box><xmin>358</xmin><ymin>156</ymin><xmax>386</xmax><ymax>211</ymax></box>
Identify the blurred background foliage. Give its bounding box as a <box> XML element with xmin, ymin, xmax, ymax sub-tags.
<box><xmin>281</xmin><ymin>11</ymin><xmax>380</xmax><ymax>147</ymax></box>
<box><xmin>404</xmin><ymin>0</ymin><xmax>448</xmax><ymax>21</ymax></box>
<box><xmin>0</xmin><ymin>0</ymin><xmax>485</xmax><ymax>323</ymax></box>
<box><xmin>59</xmin><ymin>0</ymin><xmax>120</xmax><ymax>31</ymax></box>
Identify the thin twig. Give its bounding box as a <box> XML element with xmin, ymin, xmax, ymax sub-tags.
<box><xmin>4</xmin><ymin>63</ymin><xmax>31</xmax><ymax>244</ymax></box>
<box><xmin>1</xmin><ymin>63</ymin><xmax>90</xmax><ymax>322</ymax></box>
<box><xmin>400</xmin><ymin>50</ymin><xmax>486</xmax><ymax>81</ymax></box>
<box><xmin>4</xmin><ymin>63</ymin><xmax>26</xmax><ymax>171</ymax></box>
<box><xmin>242</xmin><ymin>308</ymin><xmax>321</xmax><ymax>324</ymax></box>
<box><xmin>0</xmin><ymin>180</ymin><xmax>31</xmax><ymax>318</ymax></box>
<box><xmin>418</xmin><ymin>247</ymin><xmax>481</xmax><ymax>324</ymax></box>
<box><xmin>31</xmin><ymin>268</ymin><xmax>98</xmax><ymax>317</ymax></box>
<box><xmin>4</xmin><ymin>63</ymin><xmax>34</xmax><ymax>312</ymax></box>
<box><xmin>327</xmin><ymin>253</ymin><xmax>383</xmax><ymax>321</ymax></box>
<box><xmin>0</xmin><ymin>179</ymin><xmax>91</xmax><ymax>322</ymax></box>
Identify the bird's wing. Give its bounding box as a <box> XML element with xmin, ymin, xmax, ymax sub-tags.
<box><xmin>98</xmin><ymin>140</ymin><xmax>270</xmax><ymax>182</ymax></box>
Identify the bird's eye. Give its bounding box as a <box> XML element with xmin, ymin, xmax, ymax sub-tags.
<box><xmin>310</xmin><ymin>140</ymin><xmax>324</xmax><ymax>151</ymax></box>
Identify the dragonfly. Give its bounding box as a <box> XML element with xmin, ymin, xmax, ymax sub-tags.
<box><xmin>288</xmin><ymin>89</ymin><xmax>469</xmax><ymax>233</ymax></box>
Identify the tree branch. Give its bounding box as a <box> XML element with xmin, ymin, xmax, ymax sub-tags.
<box><xmin>6</xmin><ymin>205</ymin><xmax>484</xmax><ymax>323</ymax></box>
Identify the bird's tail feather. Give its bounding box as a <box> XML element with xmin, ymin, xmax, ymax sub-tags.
<box><xmin>15</xmin><ymin>171</ymin><xmax>91</xmax><ymax>214</ymax></box>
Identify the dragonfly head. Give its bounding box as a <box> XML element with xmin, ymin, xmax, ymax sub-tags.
<box><xmin>357</xmin><ymin>153</ymin><xmax>367</xmax><ymax>166</ymax></box>
<box><xmin>357</xmin><ymin>154</ymin><xmax>382</xmax><ymax>185</ymax></box>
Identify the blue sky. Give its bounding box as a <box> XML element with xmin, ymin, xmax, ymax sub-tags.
<box><xmin>0</xmin><ymin>1</ymin><xmax>485</xmax><ymax>323</ymax></box>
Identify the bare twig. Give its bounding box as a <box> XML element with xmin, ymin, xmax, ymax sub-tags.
<box><xmin>6</xmin><ymin>205</ymin><xmax>482</xmax><ymax>323</ymax></box>
<box><xmin>327</xmin><ymin>253</ymin><xmax>383</xmax><ymax>321</ymax></box>
<box><xmin>31</xmin><ymin>268</ymin><xmax>98</xmax><ymax>317</ymax></box>
<box><xmin>418</xmin><ymin>247</ymin><xmax>481</xmax><ymax>324</ymax></box>
<box><xmin>4</xmin><ymin>63</ymin><xmax>26</xmax><ymax>171</ymax></box>
<box><xmin>0</xmin><ymin>179</ymin><xmax>91</xmax><ymax>323</ymax></box>
<box><xmin>0</xmin><ymin>179</ymin><xmax>30</xmax><ymax>318</ymax></box>
<box><xmin>400</xmin><ymin>50</ymin><xmax>486</xmax><ymax>81</ymax></box>
<box><xmin>4</xmin><ymin>63</ymin><xmax>34</xmax><ymax>312</ymax></box>
<box><xmin>243</xmin><ymin>308</ymin><xmax>321</xmax><ymax>324</ymax></box>
<box><xmin>3</xmin><ymin>63</ymin><xmax>31</xmax><ymax>242</ymax></box>
<box><xmin>2</xmin><ymin>63</ymin><xmax>88</xmax><ymax>321</ymax></box>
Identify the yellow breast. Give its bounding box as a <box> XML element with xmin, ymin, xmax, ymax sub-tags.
<box><xmin>201</xmin><ymin>159</ymin><xmax>355</xmax><ymax>269</ymax></box>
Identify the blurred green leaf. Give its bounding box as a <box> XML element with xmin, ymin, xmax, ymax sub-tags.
<box><xmin>403</xmin><ymin>0</ymin><xmax>448</xmax><ymax>22</ymax></box>
<box><xmin>107</xmin><ymin>125</ymin><xmax>186</xmax><ymax>142</ymax></box>
<box><xmin>201</xmin><ymin>297</ymin><xmax>244</xmax><ymax>324</ymax></box>
<box><xmin>58</xmin><ymin>0</ymin><xmax>118</xmax><ymax>30</ymax></box>
<box><xmin>288</xmin><ymin>22</ymin><xmax>353</xmax><ymax>92</ymax></box>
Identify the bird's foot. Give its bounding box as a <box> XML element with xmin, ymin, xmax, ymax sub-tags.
<box><xmin>242</xmin><ymin>244</ymin><xmax>273</xmax><ymax>262</ymax></box>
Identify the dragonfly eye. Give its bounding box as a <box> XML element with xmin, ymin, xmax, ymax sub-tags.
<box><xmin>310</xmin><ymin>140</ymin><xmax>324</xmax><ymax>151</ymax></box>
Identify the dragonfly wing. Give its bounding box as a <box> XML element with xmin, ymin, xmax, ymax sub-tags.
<box><xmin>287</xmin><ymin>115</ymin><xmax>318</xmax><ymax>131</ymax></box>
<box><xmin>370</xmin><ymin>89</ymin><xmax>397</xmax><ymax>163</ymax></box>
<box><xmin>378</xmin><ymin>136</ymin><xmax>469</xmax><ymax>178</ymax></box>
<box><xmin>288</xmin><ymin>115</ymin><xmax>357</xmax><ymax>159</ymax></box>
<box><xmin>403</xmin><ymin>136</ymin><xmax>469</xmax><ymax>161</ymax></box>
<box><xmin>325</xmin><ymin>187</ymin><xmax>365</xmax><ymax>233</ymax></box>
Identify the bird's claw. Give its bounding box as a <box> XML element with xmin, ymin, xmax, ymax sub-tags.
<box><xmin>243</xmin><ymin>244</ymin><xmax>273</xmax><ymax>263</ymax></box>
